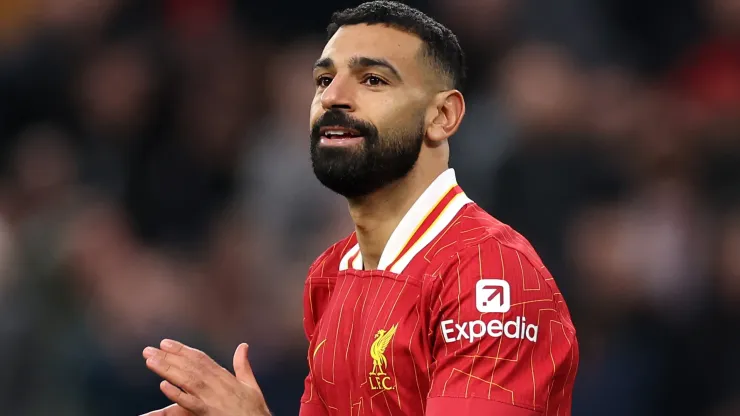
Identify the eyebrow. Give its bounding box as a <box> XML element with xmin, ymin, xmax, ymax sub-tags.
<box><xmin>349</xmin><ymin>56</ymin><xmax>403</xmax><ymax>82</ymax></box>
<box><xmin>313</xmin><ymin>56</ymin><xmax>403</xmax><ymax>82</ymax></box>
<box><xmin>313</xmin><ymin>57</ymin><xmax>334</xmax><ymax>71</ymax></box>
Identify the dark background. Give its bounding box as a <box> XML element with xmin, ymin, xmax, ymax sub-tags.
<box><xmin>0</xmin><ymin>0</ymin><xmax>738</xmax><ymax>415</ymax></box>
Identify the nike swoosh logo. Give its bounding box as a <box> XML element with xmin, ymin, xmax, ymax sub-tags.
<box><xmin>313</xmin><ymin>339</ymin><xmax>327</xmax><ymax>358</ymax></box>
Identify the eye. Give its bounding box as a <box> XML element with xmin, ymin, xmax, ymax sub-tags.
<box><xmin>363</xmin><ymin>75</ymin><xmax>387</xmax><ymax>87</ymax></box>
<box><xmin>316</xmin><ymin>75</ymin><xmax>333</xmax><ymax>88</ymax></box>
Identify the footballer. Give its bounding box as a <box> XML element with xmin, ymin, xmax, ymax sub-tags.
<box><xmin>141</xmin><ymin>2</ymin><xmax>579</xmax><ymax>415</ymax></box>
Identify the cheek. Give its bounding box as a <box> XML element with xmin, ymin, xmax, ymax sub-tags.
<box><xmin>309</xmin><ymin>98</ymin><xmax>323</xmax><ymax>127</ymax></box>
<box><xmin>378</xmin><ymin>103</ymin><xmax>423</xmax><ymax>133</ymax></box>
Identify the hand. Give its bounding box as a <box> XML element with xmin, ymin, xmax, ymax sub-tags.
<box><xmin>141</xmin><ymin>340</ymin><xmax>270</xmax><ymax>416</ymax></box>
<box><xmin>141</xmin><ymin>403</ymin><xmax>192</xmax><ymax>416</ymax></box>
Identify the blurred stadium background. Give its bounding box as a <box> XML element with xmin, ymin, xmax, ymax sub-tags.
<box><xmin>0</xmin><ymin>0</ymin><xmax>738</xmax><ymax>415</ymax></box>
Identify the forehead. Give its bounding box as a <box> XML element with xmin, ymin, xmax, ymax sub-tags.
<box><xmin>321</xmin><ymin>24</ymin><xmax>424</xmax><ymax>75</ymax></box>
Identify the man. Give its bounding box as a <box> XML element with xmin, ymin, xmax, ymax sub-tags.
<box><xmin>141</xmin><ymin>2</ymin><xmax>579</xmax><ymax>415</ymax></box>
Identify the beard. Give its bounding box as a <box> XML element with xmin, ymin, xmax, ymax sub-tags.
<box><xmin>310</xmin><ymin>109</ymin><xmax>425</xmax><ymax>199</ymax></box>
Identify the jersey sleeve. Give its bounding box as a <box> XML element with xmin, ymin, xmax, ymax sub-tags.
<box><xmin>425</xmin><ymin>240</ymin><xmax>577</xmax><ymax>415</ymax></box>
<box><xmin>299</xmin><ymin>295</ymin><xmax>327</xmax><ymax>415</ymax></box>
<box><xmin>299</xmin><ymin>262</ymin><xmax>332</xmax><ymax>415</ymax></box>
<box><xmin>299</xmin><ymin>395</ymin><xmax>327</xmax><ymax>416</ymax></box>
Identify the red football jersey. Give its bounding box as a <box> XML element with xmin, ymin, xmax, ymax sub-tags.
<box><xmin>299</xmin><ymin>169</ymin><xmax>579</xmax><ymax>416</ymax></box>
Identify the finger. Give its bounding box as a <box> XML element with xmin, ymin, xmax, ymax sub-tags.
<box><xmin>160</xmin><ymin>339</ymin><xmax>214</xmax><ymax>367</ymax></box>
<box><xmin>143</xmin><ymin>346</ymin><xmax>157</xmax><ymax>359</ymax></box>
<box><xmin>159</xmin><ymin>380</ymin><xmax>206</xmax><ymax>415</ymax></box>
<box><xmin>233</xmin><ymin>343</ymin><xmax>260</xmax><ymax>390</ymax></box>
<box><xmin>162</xmin><ymin>404</ymin><xmax>194</xmax><ymax>416</ymax></box>
<box><xmin>158</xmin><ymin>340</ymin><xmax>222</xmax><ymax>381</ymax></box>
<box><xmin>140</xmin><ymin>404</ymin><xmax>191</xmax><ymax>416</ymax></box>
<box><xmin>145</xmin><ymin>349</ymin><xmax>212</xmax><ymax>396</ymax></box>
<box><xmin>145</xmin><ymin>347</ymin><xmax>214</xmax><ymax>377</ymax></box>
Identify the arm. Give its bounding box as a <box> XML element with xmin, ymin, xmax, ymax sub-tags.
<box><xmin>425</xmin><ymin>240</ymin><xmax>578</xmax><ymax>415</ymax></box>
<box><xmin>299</xmin><ymin>342</ymin><xmax>328</xmax><ymax>416</ymax></box>
<box><xmin>427</xmin><ymin>397</ymin><xmax>542</xmax><ymax>416</ymax></box>
<box><xmin>299</xmin><ymin>373</ymin><xmax>329</xmax><ymax>416</ymax></box>
<box><xmin>299</xmin><ymin>273</ymin><xmax>330</xmax><ymax>416</ymax></box>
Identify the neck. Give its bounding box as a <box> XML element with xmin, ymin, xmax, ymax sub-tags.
<box><xmin>347</xmin><ymin>164</ymin><xmax>446</xmax><ymax>270</ymax></box>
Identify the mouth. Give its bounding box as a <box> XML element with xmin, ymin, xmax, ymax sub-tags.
<box><xmin>319</xmin><ymin>126</ymin><xmax>364</xmax><ymax>147</ymax></box>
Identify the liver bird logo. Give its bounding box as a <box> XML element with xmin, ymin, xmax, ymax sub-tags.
<box><xmin>369</xmin><ymin>324</ymin><xmax>398</xmax><ymax>376</ymax></box>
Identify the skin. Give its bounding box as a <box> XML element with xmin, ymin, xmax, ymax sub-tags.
<box><xmin>312</xmin><ymin>24</ymin><xmax>465</xmax><ymax>269</ymax></box>
<box><xmin>141</xmin><ymin>23</ymin><xmax>465</xmax><ymax>415</ymax></box>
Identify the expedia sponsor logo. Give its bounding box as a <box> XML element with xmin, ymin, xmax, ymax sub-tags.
<box><xmin>440</xmin><ymin>316</ymin><xmax>539</xmax><ymax>343</ymax></box>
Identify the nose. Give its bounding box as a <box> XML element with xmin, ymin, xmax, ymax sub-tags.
<box><xmin>320</xmin><ymin>75</ymin><xmax>355</xmax><ymax>112</ymax></box>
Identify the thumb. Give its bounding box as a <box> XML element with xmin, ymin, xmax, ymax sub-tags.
<box><xmin>234</xmin><ymin>343</ymin><xmax>260</xmax><ymax>389</ymax></box>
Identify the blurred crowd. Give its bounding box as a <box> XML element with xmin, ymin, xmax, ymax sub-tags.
<box><xmin>0</xmin><ymin>0</ymin><xmax>737</xmax><ymax>415</ymax></box>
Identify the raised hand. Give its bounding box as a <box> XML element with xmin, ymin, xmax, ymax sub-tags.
<box><xmin>142</xmin><ymin>340</ymin><xmax>270</xmax><ymax>416</ymax></box>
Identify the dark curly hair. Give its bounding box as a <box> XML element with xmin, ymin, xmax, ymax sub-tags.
<box><xmin>327</xmin><ymin>1</ymin><xmax>466</xmax><ymax>91</ymax></box>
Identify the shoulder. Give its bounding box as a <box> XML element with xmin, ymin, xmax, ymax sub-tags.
<box><xmin>306</xmin><ymin>232</ymin><xmax>357</xmax><ymax>279</ymax></box>
<box><xmin>424</xmin><ymin>205</ymin><xmax>577</xmax><ymax>334</ymax></box>
<box><xmin>425</xmin><ymin>205</ymin><xmax>563</xmax><ymax>307</ymax></box>
<box><xmin>427</xmin><ymin>204</ymin><xmax>549</xmax><ymax>278</ymax></box>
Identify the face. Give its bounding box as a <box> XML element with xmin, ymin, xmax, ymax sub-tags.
<box><xmin>310</xmin><ymin>24</ymin><xmax>432</xmax><ymax>198</ymax></box>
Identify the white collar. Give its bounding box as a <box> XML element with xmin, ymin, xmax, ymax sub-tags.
<box><xmin>339</xmin><ymin>168</ymin><xmax>472</xmax><ymax>274</ymax></box>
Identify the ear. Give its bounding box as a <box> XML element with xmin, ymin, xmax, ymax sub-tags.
<box><xmin>426</xmin><ymin>90</ymin><xmax>465</xmax><ymax>143</ymax></box>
